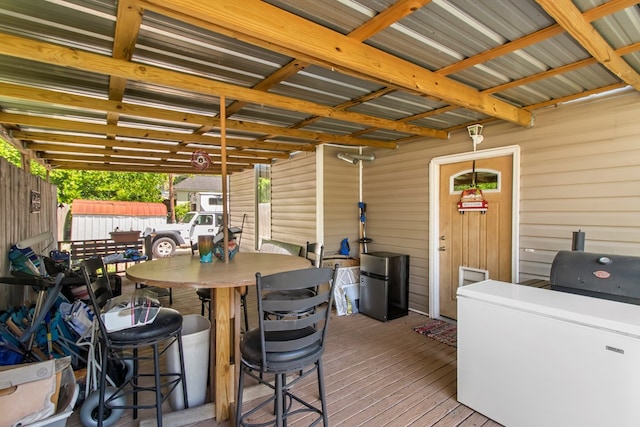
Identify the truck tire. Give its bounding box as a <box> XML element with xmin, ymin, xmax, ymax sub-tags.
<box><xmin>153</xmin><ymin>237</ymin><xmax>176</xmax><ymax>258</ymax></box>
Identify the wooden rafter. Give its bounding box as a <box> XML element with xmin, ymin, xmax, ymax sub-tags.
<box><xmin>138</xmin><ymin>0</ymin><xmax>533</xmax><ymax>127</ymax></box>
<box><xmin>536</xmin><ymin>0</ymin><xmax>640</xmax><ymax>91</ymax></box>
<box><xmin>0</xmin><ymin>0</ymin><xmax>638</xmax><ymax>174</ymax></box>
<box><xmin>0</xmin><ymin>33</ymin><xmax>445</xmax><ymax>140</ymax></box>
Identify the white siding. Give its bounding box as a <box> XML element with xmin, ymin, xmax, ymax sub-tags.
<box><xmin>71</xmin><ymin>215</ymin><xmax>166</xmax><ymax>240</ymax></box>
<box><xmin>362</xmin><ymin>143</ymin><xmax>432</xmax><ymax>313</ymax></box>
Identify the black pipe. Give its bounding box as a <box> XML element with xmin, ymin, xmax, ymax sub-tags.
<box><xmin>572</xmin><ymin>230</ymin><xmax>585</xmax><ymax>251</ymax></box>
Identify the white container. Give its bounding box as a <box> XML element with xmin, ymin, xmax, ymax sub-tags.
<box><xmin>167</xmin><ymin>314</ymin><xmax>211</xmax><ymax>410</ymax></box>
<box><xmin>458</xmin><ymin>279</ymin><xmax>640</xmax><ymax>427</ymax></box>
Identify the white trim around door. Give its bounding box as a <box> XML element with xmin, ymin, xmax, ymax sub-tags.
<box><xmin>428</xmin><ymin>145</ymin><xmax>521</xmax><ymax>319</ymax></box>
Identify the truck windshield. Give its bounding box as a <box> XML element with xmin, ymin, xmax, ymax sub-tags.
<box><xmin>180</xmin><ymin>212</ymin><xmax>196</xmax><ymax>224</ymax></box>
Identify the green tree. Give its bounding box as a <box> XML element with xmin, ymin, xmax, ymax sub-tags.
<box><xmin>174</xmin><ymin>203</ymin><xmax>190</xmax><ymax>222</ymax></box>
<box><xmin>0</xmin><ymin>138</ymin><xmax>21</xmax><ymax>166</ymax></box>
<box><xmin>50</xmin><ymin>170</ymin><xmax>167</xmax><ymax>204</ymax></box>
<box><xmin>258</xmin><ymin>177</ymin><xmax>270</xmax><ymax>203</ymax></box>
<box><xmin>1</xmin><ymin>138</ymin><xmax>167</xmax><ymax>203</ymax></box>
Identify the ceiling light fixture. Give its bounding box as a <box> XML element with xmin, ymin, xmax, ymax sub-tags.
<box><xmin>467</xmin><ymin>124</ymin><xmax>484</xmax><ymax>151</ymax></box>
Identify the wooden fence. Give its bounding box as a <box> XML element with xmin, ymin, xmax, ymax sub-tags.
<box><xmin>0</xmin><ymin>157</ymin><xmax>58</xmax><ymax>308</ymax></box>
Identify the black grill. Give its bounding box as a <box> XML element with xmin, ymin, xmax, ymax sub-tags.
<box><xmin>550</xmin><ymin>251</ymin><xmax>640</xmax><ymax>305</ymax></box>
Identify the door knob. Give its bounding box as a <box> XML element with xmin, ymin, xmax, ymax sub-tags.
<box><xmin>438</xmin><ymin>246</ymin><xmax>446</xmax><ymax>251</ymax></box>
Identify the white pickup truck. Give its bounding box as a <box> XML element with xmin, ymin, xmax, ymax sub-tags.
<box><xmin>143</xmin><ymin>211</ymin><xmax>223</xmax><ymax>258</ymax></box>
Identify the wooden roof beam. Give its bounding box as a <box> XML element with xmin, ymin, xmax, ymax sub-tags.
<box><xmin>1</xmin><ymin>113</ymin><xmax>314</xmax><ymax>153</ymax></box>
<box><xmin>139</xmin><ymin>0</ymin><xmax>532</xmax><ymax>127</ymax></box>
<box><xmin>47</xmin><ymin>160</ymin><xmax>249</xmax><ymax>174</ymax></box>
<box><xmin>0</xmin><ymin>33</ymin><xmax>444</xmax><ymax>139</ymax></box>
<box><xmin>536</xmin><ymin>0</ymin><xmax>640</xmax><ymax>91</ymax></box>
<box><xmin>0</xmin><ymin>83</ymin><xmax>397</xmax><ymax>149</ymax></box>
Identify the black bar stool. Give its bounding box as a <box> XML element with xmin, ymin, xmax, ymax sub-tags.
<box><xmin>79</xmin><ymin>258</ymin><xmax>188</xmax><ymax>427</ymax></box>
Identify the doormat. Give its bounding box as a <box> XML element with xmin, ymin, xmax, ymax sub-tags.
<box><xmin>413</xmin><ymin>319</ymin><xmax>457</xmax><ymax>348</ymax></box>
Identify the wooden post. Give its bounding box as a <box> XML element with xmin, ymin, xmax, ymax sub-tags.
<box><xmin>220</xmin><ymin>95</ymin><xmax>229</xmax><ymax>263</ymax></box>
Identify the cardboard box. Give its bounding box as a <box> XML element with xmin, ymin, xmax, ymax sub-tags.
<box><xmin>24</xmin><ymin>362</ymin><xmax>79</xmax><ymax>427</ymax></box>
<box><xmin>322</xmin><ymin>256</ymin><xmax>359</xmax><ymax>268</ymax></box>
<box><xmin>0</xmin><ymin>357</ymin><xmax>72</xmax><ymax>427</ymax></box>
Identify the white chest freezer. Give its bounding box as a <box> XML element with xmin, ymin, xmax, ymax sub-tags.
<box><xmin>457</xmin><ymin>279</ymin><xmax>640</xmax><ymax>427</ymax></box>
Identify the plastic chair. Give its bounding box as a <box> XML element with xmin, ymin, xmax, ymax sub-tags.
<box><xmin>10</xmin><ymin>272</ymin><xmax>65</xmax><ymax>361</ymax></box>
<box><xmin>236</xmin><ymin>266</ymin><xmax>338</xmax><ymax>427</ymax></box>
<box><xmin>79</xmin><ymin>257</ymin><xmax>188</xmax><ymax>427</ymax></box>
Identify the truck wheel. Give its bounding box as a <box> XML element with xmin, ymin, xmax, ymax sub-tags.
<box><xmin>153</xmin><ymin>237</ymin><xmax>176</xmax><ymax>258</ymax></box>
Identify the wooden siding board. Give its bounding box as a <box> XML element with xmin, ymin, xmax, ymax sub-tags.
<box><xmin>521</xmin><ymin>165</ymin><xmax>640</xmax><ymax>187</ymax></box>
<box><xmin>521</xmin><ymin>197</ymin><xmax>639</xmax><ymax>212</ymax></box>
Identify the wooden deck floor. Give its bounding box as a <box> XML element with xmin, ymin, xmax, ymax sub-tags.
<box><xmin>67</xmin><ymin>274</ymin><xmax>502</xmax><ymax>427</ymax></box>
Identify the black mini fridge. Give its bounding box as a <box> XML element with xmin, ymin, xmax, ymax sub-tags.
<box><xmin>359</xmin><ymin>252</ymin><xmax>409</xmax><ymax>321</ymax></box>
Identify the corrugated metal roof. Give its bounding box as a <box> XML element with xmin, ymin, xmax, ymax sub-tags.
<box><xmin>71</xmin><ymin>199</ymin><xmax>167</xmax><ymax>217</ymax></box>
<box><xmin>0</xmin><ymin>0</ymin><xmax>639</xmax><ymax>174</ymax></box>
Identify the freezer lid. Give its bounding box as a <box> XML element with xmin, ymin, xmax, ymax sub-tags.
<box><xmin>457</xmin><ymin>280</ymin><xmax>640</xmax><ymax>338</ymax></box>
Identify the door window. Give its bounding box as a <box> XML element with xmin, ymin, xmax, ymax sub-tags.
<box><xmin>451</xmin><ymin>169</ymin><xmax>500</xmax><ymax>192</ymax></box>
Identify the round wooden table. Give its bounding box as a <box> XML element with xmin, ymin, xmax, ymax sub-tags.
<box><xmin>126</xmin><ymin>252</ymin><xmax>311</xmax><ymax>423</ymax></box>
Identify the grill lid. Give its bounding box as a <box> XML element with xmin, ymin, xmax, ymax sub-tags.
<box><xmin>550</xmin><ymin>251</ymin><xmax>640</xmax><ymax>304</ymax></box>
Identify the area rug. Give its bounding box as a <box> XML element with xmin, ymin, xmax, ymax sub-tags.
<box><xmin>413</xmin><ymin>319</ymin><xmax>457</xmax><ymax>348</ymax></box>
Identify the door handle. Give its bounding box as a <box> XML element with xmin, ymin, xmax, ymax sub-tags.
<box><xmin>438</xmin><ymin>246</ymin><xmax>446</xmax><ymax>251</ymax></box>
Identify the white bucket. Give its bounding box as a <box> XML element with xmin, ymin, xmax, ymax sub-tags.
<box><xmin>167</xmin><ymin>314</ymin><xmax>211</xmax><ymax>410</ymax></box>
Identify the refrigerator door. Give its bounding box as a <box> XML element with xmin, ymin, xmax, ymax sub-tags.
<box><xmin>359</xmin><ymin>274</ymin><xmax>388</xmax><ymax>321</ymax></box>
<box><xmin>360</xmin><ymin>253</ymin><xmax>390</xmax><ymax>278</ymax></box>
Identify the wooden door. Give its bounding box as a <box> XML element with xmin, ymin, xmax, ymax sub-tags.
<box><xmin>439</xmin><ymin>155</ymin><xmax>513</xmax><ymax>319</ymax></box>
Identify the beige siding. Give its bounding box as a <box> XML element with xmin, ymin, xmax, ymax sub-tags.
<box><xmin>271</xmin><ymin>152</ymin><xmax>317</xmax><ymax>246</ymax></box>
<box><xmin>506</xmin><ymin>90</ymin><xmax>640</xmax><ymax>281</ymax></box>
<box><xmin>362</xmin><ymin>144</ymin><xmax>432</xmax><ymax>313</ymax></box>
<box><xmin>229</xmin><ymin>169</ymin><xmax>256</xmax><ymax>252</ymax></box>
<box><xmin>231</xmin><ymin>147</ymin><xmax>361</xmax><ymax>258</ymax></box>
<box><xmin>322</xmin><ymin>146</ymin><xmax>360</xmax><ymax>256</ymax></box>
<box><xmin>363</xmin><ymin>88</ymin><xmax>640</xmax><ymax>313</ymax></box>
<box><xmin>228</xmin><ymin>89</ymin><xmax>640</xmax><ymax>315</ymax></box>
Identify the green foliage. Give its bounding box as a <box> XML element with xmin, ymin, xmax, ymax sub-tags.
<box><xmin>258</xmin><ymin>176</ymin><xmax>270</xmax><ymax>203</ymax></box>
<box><xmin>0</xmin><ymin>138</ymin><xmax>167</xmax><ymax>203</ymax></box>
<box><xmin>0</xmin><ymin>138</ymin><xmax>22</xmax><ymax>166</ymax></box>
<box><xmin>174</xmin><ymin>203</ymin><xmax>190</xmax><ymax>222</ymax></box>
<box><xmin>453</xmin><ymin>182</ymin><xmax>497</xmax><ymax>191</ymax></box>
<box><xmin>49</xmin><ymin>170</ymin><xmax>167</xmax><ymax>204</ymax></box>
